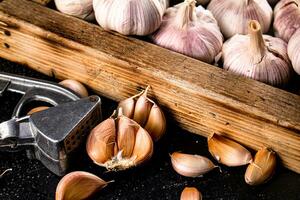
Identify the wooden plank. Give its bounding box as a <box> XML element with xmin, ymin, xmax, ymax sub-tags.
<box><xmin>30</xmin><ymin>0</ymin><xmax>51</xmax><ymax>5</ymax></box>
<box><xmin>0</xmin><ymin>0</ymin><xmax>299</xmax><ymax>172</ymax></box>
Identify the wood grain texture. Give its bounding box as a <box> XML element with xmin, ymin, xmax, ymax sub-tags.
<box><xmin>0</xmin><ymin>0</ymin><xmax>299</xmax><ymax>172</ymax></box>
<box><xmin>30</xmin><ymin>0</ymin><xmax>51</xmax><ymax>5</ymax></box>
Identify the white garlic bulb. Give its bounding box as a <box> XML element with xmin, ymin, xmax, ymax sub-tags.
<box><xmin>152</xmin><ymin>1</ymin><xmax>223</xmax><ymax>63</ymax></box>
<box><xmin>207</xmin><ymin>0</ymin><xmax>273</xmax><ymax>38</ymax></box>
<box><xmin>274</xmin><ymin>0</ymin><xmax>300</xmax><ymax>42</ymax></box>
<box><xmin>93</xmin><ymin>0</ymin><xmax>168</xmax><ymax>36</ymax></box>
<box><xmin>54</xmin><ymin>0</ymin><xmax>95</xmax><ymax>21</ymax></box>
<box><xmin>288</xmin><ymin>29</ymin><xmax>300</xmax><ymax>75</ymax></box>
<box><xmin>222</xmin><ymin>20</ymin><xmax>292</xmax><ymax>86</ymax></box>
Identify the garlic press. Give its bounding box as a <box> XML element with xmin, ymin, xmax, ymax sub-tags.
<box><xmin>0</xmin><ymin>72</ymin><xmax>102</xmax><ymax>176</ymax></box>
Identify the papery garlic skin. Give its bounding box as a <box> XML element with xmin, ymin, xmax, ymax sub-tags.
<box><xmin>152</xmin><ymin>1</ymin><xmax>223</xmax><ymax>63</ymax></box>
<box><xmin>180</xmin><ymin>187</ymin><xmax>202</xmax><ymax>200</ymax></box>
<box><xmin>207</xmin><ymin>0</ymin><xmax>272</xmax><ymax>38</ymax></box>
<box><xmin>288</xmin><ymin>28</ymin><xmax>300</xmax><ymax>75</ymax></box>
<box><xmin>222</xmin><ymin>20</ymin><xmax>292</xmax><ymax>86</ymax></box>
<box><xmin>55</xmin><ymin>171</ymin><xmax>109</xmax><ymax>200</ymax></box>
<box><xmin>93</xmin><ymin>0</ymin><xmax>167</xmax><ymax>36</ymax></box>
<box><xmin>274</xmin><ymin>0</ymin><xmax>300</xmax><ymax>42</ymax></box>
<box><xmin>54</xmin><ymin>0</ymin><xmax>95</xmax><ymax>21</ymax></box>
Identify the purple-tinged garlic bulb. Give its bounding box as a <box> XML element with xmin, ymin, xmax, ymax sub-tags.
<box><xmin>207</xmin><ymin>0</ymin><xmax>272</xmax><ymax>38</ymax></box>
<box><xmin>288</xmin><ymin>29</ymin><xmax>300</xmax><ymax>75</ymax></box>
<box><xmin>274</xmin><ymin>0</ymin><xmax>300</xmax><ymax>42</ymax></box>
<box><xmin>222</xmin><ymin>20</ymin><xmax>292</xmax><ymax>86</ymax></box>
<box><xmin>152</xmin><ymin>1</ymin><xmax>223</xmax><ymax>63</ymax></box>
<box><xmin>54</xmin><ymin>0</ymin><xmax>95</xmax><ymax>21</ymax></box>
<box><xmin>93</xmin><ymin>0</ymin><xmax>168</xmax><ymax>36</ymax></box>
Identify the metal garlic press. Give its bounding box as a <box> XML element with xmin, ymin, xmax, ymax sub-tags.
<box><xmin>0</xmin><ymin>72</ymin><xmax>102</xmax><ymax>176</ymax></box>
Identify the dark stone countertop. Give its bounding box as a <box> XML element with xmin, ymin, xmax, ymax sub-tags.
<box><xmin>0</xmin><ymin>58</ymin><xmax>299</xmax><ymax>200</ymax></box>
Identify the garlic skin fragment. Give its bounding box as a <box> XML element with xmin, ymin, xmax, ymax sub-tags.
<box><xmin>118</xmin><ymin>86</ymin><xmax>166</xmax><ymax>141</ymax></box>
<box><xmin>54</xmin><ymin>0</ymin><xmax>95</xmax><ymax>21</ymax></box>
<box><xmin>288</xmin><ymin>29</ymin><xmax>300</xmax><ymax>75</ymax></box>
<box><xmin>274</xmin><ymin>0</ymin><xmax>300</xmax><ymax>42</ymax></box>
<box><xmin>93</xmin><ymin>0</ymin><xmax>167</xmax><ymax>36</ymax></box>
<box><xmin>86</xmin><ymin>110</ymin><xmax>154</xmax><ymax>171</ymax></box>
<box><xmin>180</xmin><ymin>187</ymin><xmax>202</xmax><ymax>200</ymax></box>
<box><xmin>207</xmin><ymin>0</ymin><xmax>272</xmax><ymax>38</ymax></box>
<box><xmin>245</xmin><ymin>147</ymin><xmax>276</xmax><ymax>186</ymax></box>
<box><xmin>170</xmin><ymin>152</ymin><xmax>218</xmax><ymax>177</ymax></box>
<box><xmin>152</xmin><ymin>1</ymin><xmax>223</xmax><ymax>63</ymax></box>
<box><xmin>55</xmin><ymin>171</ymin><xmax>109</xmax><ymax>200</ymax></box>
<box><xmin>59</xmin><ymin>79</ymin><xmax>89</xmax><ymax>98</ymax></box>
<box><xmin>222</xmin><ymin>20</ymin><xmax>292</xmax><ymax>86</ymax></box>
<box><xmin>208</xmin><ymin>133</ymin><xmax>252</xmax><ymax>167</ymax></box>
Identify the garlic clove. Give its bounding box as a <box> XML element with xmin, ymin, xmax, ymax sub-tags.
<box><xmin>55</xmin><ymin>171</ymin><xmax>109</xmax><ymax>200</ymax></box>
<box><xmin>86</xmin><ymin>118</ymin><xmax>116</xmax><ymax>164</ymax></box>
<box><xmin>180</xmin><ymin>187</ymin><xmax>202</xmax><ymax>200</ymax></box>
<box><xmin>93</xmin><ymin>0</ymin><xmax>166</xmax><ymax>36</ymax></box>
<box><xmin>208</xmin><ymin>133</ymin><xmax>252</xmax><ymax>167</ymax></box>
<box><xmin>170</xmin><ymin>152</ymin><xmax>218</xmax><ymax>177</ymax></box>
<box><xmin>59</xmin><ymin>79</ymin><xmax>89</xmax><ymax>98</ymax></box>
<box><xmin>133</xmin><ymin>87</ymin><xmax>153</xmax><ymax>127</ymax></box>
<box><xmin>131</xmin><ymin>127</ymin><xmax>154</xmax><ymax>166</ymax></box>
<box><xmin>245</xmin><ymin>147</ymin><xmax>276</xmax><ymax>186</ymax></box>
<box><xmin>207</xmin><ymin>0</ymin><xmax>272</xmax><ymax>38</ymax></box>
<box><xmin>144</xmin><ymin>104</ymin><xmax>166</xmax><ymax>141</ymax></box>
<box><xmin>288</xmin><ymin>29</ymin><xmax>300</xmax><ymax>75</ymax></box>
<box><xmin>117</xmin><ymin>116</ymin><xmax>138</xmax><ymax>158</ymax></box>
<box><xmin>152</xmin><ymin>1</ymin><xmax>223</xmax><ymax>63</ymax></box>
<box><xmin>118</xmin><ymin>97</ymin><xmax>136</xmax><ymax>119</ymax></box>
<box><xmin>27</xmin><ymin>106</ymin><xmax>49</xmax><ymax>115</ymax></box>
<box><xmin>54</xmin><ymin>0</ymin><xmax>95</xmax><ymax>21</ymax></box>
<box><xmin>274</xmin><ymin>0</ymin><xmax>300</xmax><ymax>42</ymax></box>
<box><xmin>222</xmin><ymin>20</ymin><xmax>292</xmax><ymax>86</ymax></box>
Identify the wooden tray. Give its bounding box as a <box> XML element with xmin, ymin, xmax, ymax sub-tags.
<box><xmin>0</xmin><ymin>0</ymin><xmax>299</xmax><ymax>173</ymax></box>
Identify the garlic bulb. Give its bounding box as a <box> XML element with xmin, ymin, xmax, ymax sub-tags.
<box><xmin>55</xmin><ymin>171</ymin><xmax>110</xmax><ymax>200</ymax></box>
<box><xmin>288</xmin><ymin>29</ymin><xmax>300</xmax><ymax>75</ymax></box>
<box><xmin>59</xmin><ymin>79</ymin><xmax>89</xmax><ymax>98</ymax></box>
<box><xmin>86</xmin><ymin>109</ymin><xmax>153</xmax><ymax>171</ymax></box>
<box><xmin>93</xmin><ymin>0</ymin><xmax>167</xmax><ymax>36</ymax></box>
<box><xmin>207</xmin><ymin>0</ymin><xmax>272</xmax><ymax>38</ymax></box>
<box><xmin>208</xmin><ymin>133</ymin><xmax>252</xmax><ymax>167</ymax></box>
<box><xmin>152</xmin><ymin>1</ymin><xmax>223</xmax><ymax>63</ymax></box>
<box><xmin>274</xmin><ymin>0</ymin><xmax>300</xmax><ymax>42</ymax></box>
<box><xmin>118</xmin><ymin>86</ymin><xmax>166</xmax><ymax>142</ymax></box>
<box><xmin>222</xmin><ymin>20</ymin><xmax>292</xmax><ymax>86</ymax></box>
<box><xmin>170</xmin><ymin>152</ymin><xmax>218</xmax><ymax>177</ymax></box>
<box><xmin>54</xmin><ymin>0</ymin><xmax>95</xmax><ymax>21</ymax></box>
<box><xmin>245</xmin><ymin>147</ymin><xmax>276</xmax><ymax>186</ymax></box>
<box><xmin>180</xmin><ymin>187</ymin><xmax>202</xmax><ymax>200</ymax></box>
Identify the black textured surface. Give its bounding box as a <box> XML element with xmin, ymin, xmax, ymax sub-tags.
<box><xmin>0</xmin><ymin>58</ymin><xmax>299</xmax><ymax>200</ymax></box>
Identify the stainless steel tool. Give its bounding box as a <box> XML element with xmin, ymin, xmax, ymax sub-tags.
<box><xmin>0</xmin><ymin>72</ymin><xmax>102</xmax><ymax>176</ymax></box>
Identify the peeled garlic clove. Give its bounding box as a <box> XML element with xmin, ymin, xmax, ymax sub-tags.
<box><xmin>93</xmin><ymin>0</ymin><xmax>166</xmax><ymax>36</ymax></box>
<box><xmin>118</xmin><ymin>97</ymin><xmax>136</xmax><ymax>119</ymax></box>
<box><xmin>144</xmin><ymin>104</ymin><xmax>166</xmax><ymax>141</ymax></box>
<box><xmin>133</xmin><ymin>87</ymin><xmax>153</xmax><ymax>127</ymax></box>
<box><xmin>180</xmin><ymin>187</ymin><xmax>202</xmax><ymax>200</ymax></box>
<box><xmin>274</xmin><ymin>0</ymin><xmax>300</xmax><ymax>42</ymax></box>
<box><xmin>152</xmin><ymin>1</ymin><xmax>223</xmax><ymax>63</ymax></box>
<box><xmin>208</xmin><ymin>133</ymin><xmax>252</xmax><ymax>167</ymax></box>
<box><xmin>86</xmin><ymin>118</ymin><xmax>116</xmax><ymax>164</ymax></box>
<box><xmin>55</xmin><ymin>171</ymin><xmax>109</xmax><ymax>200</ymax></box>
<box><xmin>170</xmin><ymin>152</ymin><xmax>218</xmax><ymax>177</ymax></box>
<box><xmin>207</xmin><ymin>0</ymin><xmax>272</xmax><ymax>38</ymax></box>
<box><xmin>59</xmin><ymin>79</ymin><xmax>89</xmax><ymax>98</ymax></box>
<box><xmin>117</xmin><ymin>116</ymin><xmax>137</xmax><ymax>158</ymax></box>
<box><xmin>245</xmin><ymin>147</ymin><xmax>276</xmax><ymax>186</ymax></box>
<box><xmin>222</xmin><ymin>20</ymin><xmax>292</xmax><ymax>86</ymax></box>
<box><xmin>27</xmin><ymin>106</ymin><xmax>49</xmax><ymax>115</ymax></box>
<box><xmin>288</xmin><ymin>29</ymin><xmax>300</xmax><ymax>75</ymax></box>
<box><xmin>54</xmin><ymin>0</ymin><xmax>95</xmax><ymax>21</ymax></box>
<box><xmin>131</xmin><ymin>127</ymin><xmax>154</xmax><ymax>166</ymax></box>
